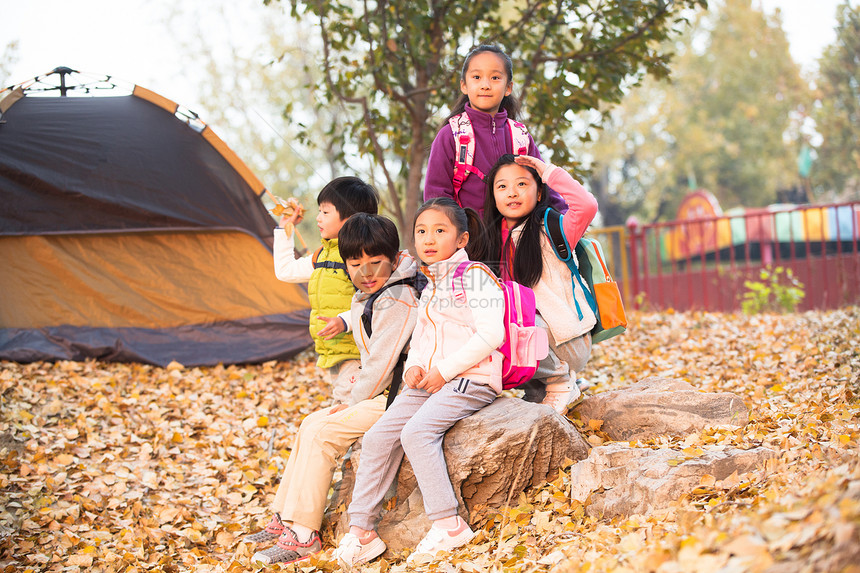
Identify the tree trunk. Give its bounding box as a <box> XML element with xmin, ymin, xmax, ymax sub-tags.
<box><xmin>589</xmin><ymin>164</ymin><xmax>631</xmax><ymax>227</ymax></box>
<box><xmin>402</xmin><ymin>118</ymin><xmax>427</xmax><ymax>252</ymax></box>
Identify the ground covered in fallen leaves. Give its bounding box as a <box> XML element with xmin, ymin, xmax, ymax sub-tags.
<box><xmin>1</xmin><ymin>309</ymin><xmax>859</xmax><ymax>572</ymax></box>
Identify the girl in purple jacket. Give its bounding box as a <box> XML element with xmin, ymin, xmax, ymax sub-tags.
<box><xmin>423</xmin><ymin>45</ymin><xmax>566</xmax><ymax>215</ymax></box>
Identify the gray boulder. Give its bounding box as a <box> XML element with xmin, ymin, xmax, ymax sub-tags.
<box><xmin>325</xmin><ymin>377</ymin><xmax>755</xmax><ymax>554</ymax></box>
<box><xmin>570</xmin><ymin>442</ymin><xmax>776</xmax><ymax>518</ymax></box>
<box><xmin>573</xmin><ymin>377</ymin><xmax>749</xmax><ymax>441</ymax></box>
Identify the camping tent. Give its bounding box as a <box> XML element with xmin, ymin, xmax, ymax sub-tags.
<box><xmin>0</xmin><ymin>69</ymin><xmax>312</xmax><ymax>367</ymax></box>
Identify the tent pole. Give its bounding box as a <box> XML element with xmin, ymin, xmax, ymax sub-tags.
<box><xmin>52</xmin><ymin>67</ymin><xmax>76</xmax><ymax>97</ymax></box>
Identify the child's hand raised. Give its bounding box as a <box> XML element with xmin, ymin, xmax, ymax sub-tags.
<box><xmin>317</xmin><ymin>316</ymin><xmax>346</xmax><ymax>339</ymax></box>
<box><xmin>278</xmin><ymin>198</ymin><xmax>305</xmax><ymax>228</ymax></box>
<box><xmin>415</xmin><ymin>367</ymin><xmax>445</xmax><ymax>394</ymax></box>
<box><xmin>514</xmin><ymin>155</ymin><xmax>548</xmax><ymax>179</ymax></box>
<box><xmin>404</xmin><ymin>366</ymin><xmax>425</xmax><ymax>388</ymax></box>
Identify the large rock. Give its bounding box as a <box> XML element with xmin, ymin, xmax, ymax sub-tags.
<box><xmin>328</xmin><ymin>397</ymin><xmax>589</xmax><ymax>554</ymax></box>
<box><xmin>570</xmin><ymin>442</ymin><xmax>776</xmax><ymax>518</ymax></box>
<box><xmin>574</xmin><ymin>377</ymin><xmax>749</xmax><ymax>441</ymax></box>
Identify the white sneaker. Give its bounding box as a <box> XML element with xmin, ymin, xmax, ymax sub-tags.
<box><xmin>407</xmin><ymin>517</ymin><xmax>475</xmax><ymax>562</ymax></box>
<box><xmin>541</xmin><ymin>381</ymin><xmax>582</xmax><ymax>414</ymax></box>
<box><xmin>334</xmin><ymin>532</ymin><xmax>386</xmax><ymax>569</ymax></box>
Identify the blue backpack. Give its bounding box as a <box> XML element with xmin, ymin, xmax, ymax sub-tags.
<box><xmin>543</xmin><ymin>209</ymin><xmax>627</xmax><ymax>343</ymax></box>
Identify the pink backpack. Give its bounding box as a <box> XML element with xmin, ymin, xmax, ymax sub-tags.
<box><xmin>452</xmin><ymin>262</ymin><xmax>549</xmax><ymax>389</ymax></box>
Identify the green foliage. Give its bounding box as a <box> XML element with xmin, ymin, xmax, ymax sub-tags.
<box><xmin>578</xmin><ymin>0</ymin><xmax>812</xmax><ymax>225</ymax></box>
<box><xmin>269</xmin><ymin>0</ymin><xmax>707</xmax><ymax>235</ymax></box>
<box><xmin>164</xmin><ymin>1</ymin><xmax>341</xmax><ymax>242</ymax></box>
<box><xmin>741</xmin><ymin>266</ymin><xmax>805</xmax><ymax>315</ymax></box>
<box><xmin>812</xmin><ymin>1</ymin><xmax>860</xmax><ymax>199</ymax></box>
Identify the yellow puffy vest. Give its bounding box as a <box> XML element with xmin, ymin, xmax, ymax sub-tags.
<box><xmin>308</xmin><ymin>238</ymin><xmax>360</xmax><ymax>368</ymax></box>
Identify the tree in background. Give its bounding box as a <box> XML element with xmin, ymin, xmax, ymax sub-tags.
<box><xmin>583</xmin><ymin>79</ymin><xmax>675</xmax><ymax>225</ymax></box>
<box><xmin>268</xmin><ymin>0</ymin><xmax>706</xmax><ymax>236</ymax></box>
<box><xmin>0</xmin><ymin>41</ymin><xmax>19</xmax><ymax>88</ymax></box>
<box><xmin>689</xmin><ymin>0</ymin><xmax>809</xmax><ymax>208</ymax></box>
<box><xmin>165</xmin><ymin>0</ymin><xmax>344</xmax><ymax>239</ymax></box>
<box><xmin>813</xmin><ymin>1</ymin><xmax>860</xmax><ymax>200</ymax></box>
<box><xmin>580</xmin><ymin>0</ymin><xmax>811</xmax><ymax>225</ymax></box>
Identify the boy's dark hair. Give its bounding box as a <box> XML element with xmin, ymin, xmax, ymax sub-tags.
<box><xmin>339</xmin><ymin>213</ymin><xmax>400</xmax><ymax>262</ymax></box>
<box><xmin>414</xmin><ymin>197</ymin><xmax>488</xmax><ymax>262</ymax></box>
<box><xmin>481</xmin><ymin>154</ymin><xmax>551</xmax><ymax>288</ymax></box>
<box><xmin>444</xmin><ymin>44</ymin><xmax>521</xmax><ymax>125</ymax></box>
<box><xmin>318</xmin><ymin>176</ymin><xmax>379</xmax><ymax>220</ymax></box>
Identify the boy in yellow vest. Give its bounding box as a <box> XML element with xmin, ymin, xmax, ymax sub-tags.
<box><xmin>274</xmin><ymin>177</ymin><xmax>379</xmax><ymax>401</ymax></box>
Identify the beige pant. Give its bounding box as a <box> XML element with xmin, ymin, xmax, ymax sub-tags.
<box><xmin>272</xmin><ymin>394</ymin><xmax>387</xmax><ymax>530</ymax></box>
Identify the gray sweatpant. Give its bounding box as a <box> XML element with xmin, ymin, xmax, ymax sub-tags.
<box><xmin>347</xmin><ymin>380</ymin><xmax>497</xmax><ymax>529</ymax></box>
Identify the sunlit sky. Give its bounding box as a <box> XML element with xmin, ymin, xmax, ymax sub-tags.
<box><xmin>1</xmin><ymin>0</ymin><xmax>854</xmax><ymax>112</ymax></box>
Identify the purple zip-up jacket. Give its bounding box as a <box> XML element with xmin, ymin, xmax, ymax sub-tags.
<box><xmin>423</xmin><ymin>103</ymin><xmax>566</xmax><ymax>215</ymax></box>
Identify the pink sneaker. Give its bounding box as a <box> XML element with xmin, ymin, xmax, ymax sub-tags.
<box><xmin>541</xmin><ymin>382</ymin><xmax>582</xmax><ymax>414</ymax></box>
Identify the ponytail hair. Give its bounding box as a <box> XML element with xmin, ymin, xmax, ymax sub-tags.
<box><xmin>463</xmin><ymin>205</ymin><xmax>489</xmax><ymax>262</ymax></box>
<box><xmin>443</xmin><ymin>45</ymin><xmax>521</xmax><ymax>126</ymax></box>
<box><xmin>414</xmin><ymin>197</ymin><xmax>489</xmax><ymax>262</ymax></box>
<box><xmin>481</xmin><ymin>154</ymin><xmax>551</xmax><ymax>288</ymax></box>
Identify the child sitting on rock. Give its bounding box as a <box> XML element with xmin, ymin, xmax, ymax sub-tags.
<box><xmin>335</xmin><ymin>198</ymin><xmax>506</xmax><ymax>567</ymax></box>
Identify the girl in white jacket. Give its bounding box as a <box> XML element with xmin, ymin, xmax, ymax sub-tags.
<box><xmin>482</xmin><ymin>154</ymin><xmax>599</xmax><ymax>414</ymax></box>
<box><xmin>335</xmin><ymin>198</ymin><xmax>505</xmax><ymax>567</ymax></box>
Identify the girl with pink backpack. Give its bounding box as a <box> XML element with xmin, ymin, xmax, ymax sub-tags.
<box><xmin>335</xmin><ymin>198</ymin><xmax>506</xmax><ymax>567</ymax></box>
<box><xmin>423</xmin><ymin>45</ymin><xmax>567</xmax><ymax>215</ymax></box>
<box><xmin>482</xmin><ymin>154</ymin><xmax>599</xmax><ymax>414</ymax></box>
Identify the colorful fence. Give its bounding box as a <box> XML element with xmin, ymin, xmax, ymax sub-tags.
<box><xmin>626</xmin><ymin>202</ymin><xmax>860</xmax><ymax>311</ymax></box>
<box><xmin>589</xmin><ymin>225</ymin><xmax>630</xmax><ymax>304</ymax></box>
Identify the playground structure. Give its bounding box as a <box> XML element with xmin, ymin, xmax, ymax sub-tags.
<box><xmin>660</xmin><ymin>191</ymin><xmax>860</xmax><ymax>264</ymax></box>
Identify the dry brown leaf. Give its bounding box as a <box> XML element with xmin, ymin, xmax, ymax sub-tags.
<box><xmin>1</xmin><ymin>311</ymin><xmax>859</xmax><ymax>571</ymax></box>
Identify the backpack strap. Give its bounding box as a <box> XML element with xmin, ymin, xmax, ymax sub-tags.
<box><xmin>385</xmin><ymin>353</ymin><xmax>407</xmax><ymax>410</ymax></box>
<box><xmin>542</xmin><ymin>208</ymin><xmax>595</xmax><ymax>319</ymax></box>
<box><xmin>313</xmin><ymin>259</ymin><xmax>348</xmax><ymax>272</ymax></box>
<box><xmin>361</xmin><ymin>273</ymin><xmax>428</xmax><ymax>410</ymax></box>
<box><xmin>448</xmin><ymin>113</ymin><xmax>485</xmax><ymax>207</ymax></box>
<box><xmin>509</xmin><ymin>120</ymin><xmax>530</xmax><ymax>156</ymax></box>
<box><xmin>360</xmin><ymin>274</ymin><xmax>428</xmax><ymax>337</ymax></box>
<box><xmin>543</xmin><ymin>208</ymin><xmax>572</xmax><ymax>261</ymax></box>
<box><xmin>311</xmin><ymin>246</ymin><xmax>348</xmax><ymax>273</ymax></box>
<box><xmin>451</xmin><ymin>260</ymin><xmax>499</xmax><ymax>303</ymax></box>
<box><xmin>451</xmin><ymin>260</ymin><xmax>474</xmax><ymax>301</ymax></box>
<box><xmin>449</xmin><ymin>113</ymin><xmax>532</xmax><ymax>206</ymax></box>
